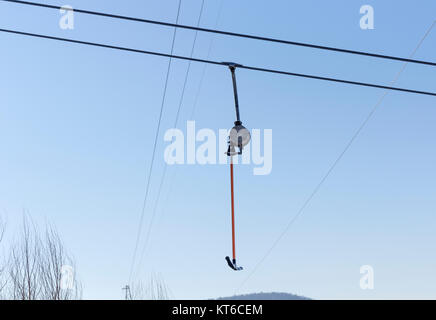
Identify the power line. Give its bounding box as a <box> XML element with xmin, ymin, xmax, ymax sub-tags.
<box><xmin>1</xmin><ymin>28</ymin><xmax>435</xmax><ymax>97</ymax></box>
<box><xmin>190</xmin><ymin>0</ymin><xmax>224</xmax><ymax>120</ymax></box>
<box><xmin>156</xmin><ymin>0</ymin><xmax>225</xmax><ymax>233</ymax></box>
<box><xmin>2</xmin><ymin>0</ymin><xmax>436</xmax><ymax>67</ymax></box>
<box><xmin>132</xmin><ymin>0</ymin><xmax>206</xmax><ymax>281</ymax></box>
<box><xmin>235</xmin><ymin>20</ymin><xmax>436</xmax><ymax>294</ymax></box>
<box><xmin>128</xmin><ymin>0</ymin><xmax>182</xmax><ymax>285</ymax></box>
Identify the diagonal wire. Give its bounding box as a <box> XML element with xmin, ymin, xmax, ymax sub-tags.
<box><xmin>190</xmin><ymin>0</ymin><xmax>224</xmax><ymax>120</ymax></box>
<box><xmin>131</xmin><ymin>0</ymin><xmax>206</xmax><ymax>281</ymax></box>
<box><xmin>156</xmin><ymin>0</ymin><xmax>225</xmax><ymax>228</ymax></box>
<box><xmin>128</xmin><ymin>0</ymin><xmax>182</xmax><ymax>285</ymax></box>
<box><xmin>235</xmin><ymin>20</ymin><xmax>436</xmax><ymax>294</ymax></box>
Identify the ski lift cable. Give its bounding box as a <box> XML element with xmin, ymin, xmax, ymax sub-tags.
<box><xmin>131</xmin><ymin>0</ymin><xmax>206</xmax><ymax>282</ymax></box>
<box><xmin>2</xmin><ymin>0</ymin><xmax>436</xmax><ymax>67</ymax></box>
<box><xmin>128</xmin><ymin>0</ymin><xmax>182</xmax><ymax>286</ymax></box>
<box><xmin>234</xmin><ymin>20</ymin><xmax>436</xmax><ymax>293</ymax></box>
<box><xmin>1</xmin><ymin>28</ymin><xmax>435</xmax><ymax>97</ymax></box>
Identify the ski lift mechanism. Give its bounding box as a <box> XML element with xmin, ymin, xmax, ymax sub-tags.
<box><xmin>223</xmin><ymin>62</ymin><xmax>250</xmax><ymax>271</ymax></box>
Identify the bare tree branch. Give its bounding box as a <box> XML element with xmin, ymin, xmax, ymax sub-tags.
<box><xmin>0</xmin><ymin>217</ymin><xmax>6</xmax><ymax>298</ymax></box>
<box><xmin>130</xmin><ymin>274</ymin><xmax>170</xmax><ymax>300</ymax></box>
<box><xmin>5</xmin><ymin>215</ymin><xmax>81</xmax><ymax>300</ymax></box>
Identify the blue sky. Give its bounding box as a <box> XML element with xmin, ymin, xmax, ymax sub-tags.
<box><xmin>0</xmin><ymin>0</ymin><xmax>435</xmax><ymax>299</ymax></box>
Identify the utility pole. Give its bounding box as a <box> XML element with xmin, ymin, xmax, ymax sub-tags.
<box><xmin>122</xmin><ymin>285</ymin><xmax>131</xmax><ymax>300</ymax></box>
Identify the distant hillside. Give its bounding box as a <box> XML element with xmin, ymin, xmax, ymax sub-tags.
<box><xmin>215</xmin><ymin>292</ymin><xmax>311</xmax><ymax>300</ymax></box>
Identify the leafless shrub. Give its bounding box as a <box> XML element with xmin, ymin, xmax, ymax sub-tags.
<box><xmin>8</xmin><ymin>217</ymin><xmax>41</xmax><ymax>299</ymax></box>
<box><xmin>129</xmin><ymin>274</ymin><xmax>170</xmax><ymax>300</ymax></box>
<box><xmin>39</xmin><ymin>224</ymin><xmax>82</xmax><ymax>300</ymax></box>
<box><xmin>5</xmin><ymin>216</ymin><xmax>81</xmax><ymax>300</ymax></box>
<box><xmin>0</xmin><ymin>217</ymin><xmax>6</xmax><ymax>297</ymax></box>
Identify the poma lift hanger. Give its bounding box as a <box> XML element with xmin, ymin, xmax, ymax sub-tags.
<box><xmin>223</xmin><ymin>62</ymin><xmax>251</xmax><ymax>271</ymax></box>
